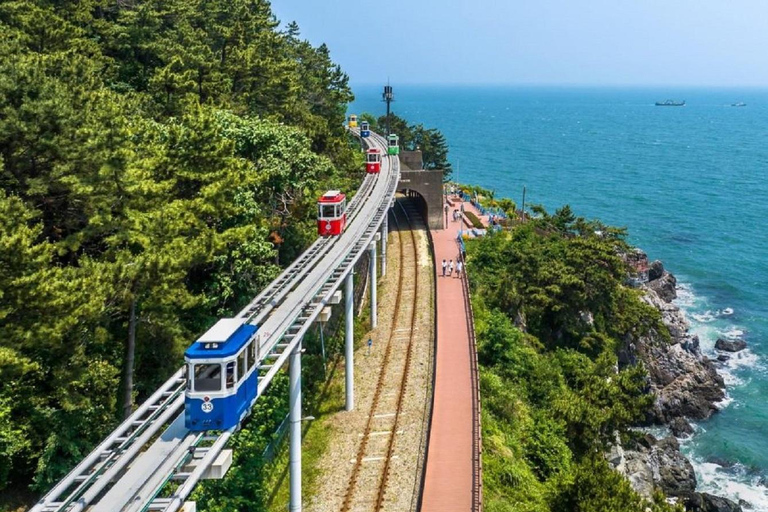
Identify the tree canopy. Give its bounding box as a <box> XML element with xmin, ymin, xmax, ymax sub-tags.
<box><xmin>0</xmin><ymin>0</ymin><xmax>360</xmax><ymax>501</ymax></box>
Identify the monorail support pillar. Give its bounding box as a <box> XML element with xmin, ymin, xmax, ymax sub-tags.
<box><xmin>369</xmin><ymin>241</ymin><xmax>377</xmax><ymax>329</ymax></box>
<box><xmin>345</xmin><ymin>272</ymin><xmax>354</xmax><ymax>411</ymax></box>
<box><xmin>380</xmin><ymin>217</ymin><xmax>388</xmax><ymax>278</ymax></box>
<box><xmin>289</xmin><ymin>339</ymin><xmax>302</xmax><ymax>512</ymax></box>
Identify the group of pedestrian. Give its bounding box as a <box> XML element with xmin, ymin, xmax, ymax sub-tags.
<box><xmin>440</xmin><ymin>257</ymin><xmax>463</xmax><ymax>278</ymax></box>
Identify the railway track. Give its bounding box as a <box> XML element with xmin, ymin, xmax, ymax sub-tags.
<box><xmin>341</xmin><ymin>198</ymin><xmax>423</xmax><ymax>512</ymax></box>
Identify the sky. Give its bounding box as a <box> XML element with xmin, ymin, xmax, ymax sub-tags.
<box><xmin>270</xmin><ymin>0</ymin><xmax>768</xmax><ymax>87</ymax></box>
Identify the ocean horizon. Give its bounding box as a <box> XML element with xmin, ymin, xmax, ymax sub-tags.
<box><xmin>351</xmin><ymin>84</ymin><xmax>768</xmax><ymax>507</ymax></box>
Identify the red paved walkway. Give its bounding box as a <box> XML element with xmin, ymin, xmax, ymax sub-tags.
<box><xmin>421</xmin><ymin>195</ymin><xmax>485</xmax><ymax>512</ymax></box>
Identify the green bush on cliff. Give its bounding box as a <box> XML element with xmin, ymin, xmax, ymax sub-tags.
<box><xmin>467</xmin><ymin>206</ymin><xmax>680</xmax><ymax>511</ymax></box>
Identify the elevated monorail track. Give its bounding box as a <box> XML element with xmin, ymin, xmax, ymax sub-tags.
<box><xmin>32</xmin><ymin>130</ymin><xmax>399</xmax><ymax>512</ymax></box>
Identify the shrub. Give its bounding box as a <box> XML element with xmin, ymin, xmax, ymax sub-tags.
<box><xmin>464</xmin><ymin>211</ymin><xmax>485</xmax><ymax>229</ymax></box>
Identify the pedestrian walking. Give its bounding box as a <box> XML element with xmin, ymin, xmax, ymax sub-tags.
<box><xmin>460</xmin><ymin>203</ymin><xmax>464</xmax><ymax>214</ymax></box>
<box><xmin>441</xmin><ymin>259</ymin><xmax>447</xmax><ymax>277</ymax></box>
<box><xmin>448</xmin><ymin>259</ymin><xmax>454</xmax><ymax>276</ymax></box>
<box><xmin>456</xmin><ymin>260</ymin><xmax>463</xmax><ymax>278</ymax></box>
<box><xmin>367</xmin><ymin>337</ymin><xmax>373</xmax><ymax>355</ymax></box>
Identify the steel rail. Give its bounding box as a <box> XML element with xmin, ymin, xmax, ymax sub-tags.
<box><xmin>375</xmin><ymin>199</ymin><xmax>420</xmax><ymax>511</ymax></box>
<box><xmin>29</xmin><ymin>370</ymin><xmax>186</xmax><ymax>512</ymax></box>
<box><xmin>340</xmin><ymin>197</ymin><xmax>420</xmax><ymax>512</ymax></box>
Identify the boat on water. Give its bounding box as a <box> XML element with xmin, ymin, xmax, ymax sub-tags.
<box><xmin>655</xmin><ymin>99</ymin><xmax>686</xmax><ymax>106</ymax></box>
<box><xmin>731</xmin><ymin>102</ymin><xmax>747</xmax><ymax>107</ymax></box>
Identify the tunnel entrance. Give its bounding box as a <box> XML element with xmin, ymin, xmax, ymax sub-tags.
<box><xmin>397</xmin><ymin>151</ymin><xmax>444</xmax><ymax>230</ymax></box>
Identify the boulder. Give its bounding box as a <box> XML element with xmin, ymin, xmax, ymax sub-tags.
<box><xmin>649</xmin><ymin>260</ymin><xmax>665</xmax><ymax>281</ymax></box>
<box><xmin>648</xmin><ymin>271</ymin><xmax>678</xmax><ymax>302</ymax></box>
<box><xmin>654</xmin><ymin>436</ymin><xmax>697</xmax><ymax>495</ymax></box>
<box><xmin>715</xmin><ymin>338</ymin><xmax>747</xmax><ymax>353</ymax></box>
<box><xmin>670</xmin><ymin>417</ymin><xmax>694</xmax><ymax>437</ymax></box>
<box><xmin>717</xmin><ymin>354</ymin><xmax>731</xmax><ymax>363</ymax></box>
<box><xmin>701</xmin><ymin>493</ymin><xmax>743</xmax><ymax>512</ymax></box>
<box><xmin>614</xmin><ymin>435</ymin><xmax>696</xmax><ymax>498</ymax></box>
<box><xmin>679</xmin><ymin>492</ymin><xmax>743</xmax><ymax>512</ymax></box>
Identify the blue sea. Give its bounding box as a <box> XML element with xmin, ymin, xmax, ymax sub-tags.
<box><xmin>351</xmin><ymin>85</ymin><xmax>768</xmax><ymax>508</ymax></box>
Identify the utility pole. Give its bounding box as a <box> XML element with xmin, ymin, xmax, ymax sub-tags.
<box><xmin>382</xmin><ymin>83</ymin><xmax>394</xmax><ymax>135</ymax></box>
<box><xmin>521</xmin><ymin>185</ymin><xmax>526</xmax><ymax>222</ymax></box>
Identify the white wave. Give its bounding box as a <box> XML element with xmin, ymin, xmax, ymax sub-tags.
<box><xmin>721</xmin><ymin>328</ymin><xmax>745</xmax><ymax>339</ymax></box>
<box><xmin>720</xmin><ymin>371</ymin><xmax>745</xmax><ymax>387</ymax></box>
<box><xmin>691</xmin><ymin>310</ymin><xmax>716</xmax><ymax>323</ymax></box>
<box><xmin>723</xmin><ymin>350</ymin><xmax>763</xmax><ymax>378</ymax></box>
<box><xmin>674</xmin><ymin>283</ymin><xmax>697</xmax><ymax>308</ymax></box>
<box><xmin>692</xmin><ymin>460</ymin><xmax>768</xmax><ymax>510</ymax></box>
<box><xmin>714</xmin><ymin>393</ymin><xmax>735</xmax><ymax>410</ymax></box>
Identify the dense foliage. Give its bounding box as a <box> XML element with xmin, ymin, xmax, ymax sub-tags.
<box><xmin>0</xmin><ymin>0</ymin><xmax>361</xmax><ymax>503</ymax></box>
<box><xmin>360</xmin><ymin>112</ymin><xmax>452</xmax><ymax>177</ymax></box>
<box><xmin>466</xmin><ymin>206</ymin><xmax>681</xmax><ymax>511</ymax></box>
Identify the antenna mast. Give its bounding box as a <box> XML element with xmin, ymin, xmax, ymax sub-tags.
<box><xmin>382</xmin><ymin>83</ymin><xmax>394</xmax><ymax>135</ymax></box>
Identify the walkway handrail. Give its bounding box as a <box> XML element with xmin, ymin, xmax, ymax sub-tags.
<box><xmin>459</xmin><ymin>243</ymin><xmax>483</xmax><ymax>512</ymax></box>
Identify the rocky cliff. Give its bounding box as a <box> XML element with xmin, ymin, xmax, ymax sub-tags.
<box><xmin>611</xmin><ymin>252</ymin><xmax>742</xmax><ymax>511</ymax></box>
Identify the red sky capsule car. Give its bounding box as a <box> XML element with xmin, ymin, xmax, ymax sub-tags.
<box><xmin>318</xmin><ymin>190</ymin><xmax>347</xmax><ymax>236</ymax></box>
<box><xmin>366</xmin><ymin>148</ymin><xmax>382</xmax><ymax>173</ymax></box>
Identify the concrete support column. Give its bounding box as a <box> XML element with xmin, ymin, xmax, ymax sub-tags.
<box><xmin>345</xmin><ymin>272</ymin><xmax>354</xmax><ymax>411</ymax></box>
<box><xmin>289</xmin><ymin>339</ymin><xmax>302</xmax><ymax>512</ymax></box>
<box><xmin>380</xmin><ymin>217</ymin><xmax>388</xmax><ymax>278</ymax></box>
<box><xmin>369</xmin><ymin>241</ymin><xmax>377</xmax><ymax>329</ymax></box>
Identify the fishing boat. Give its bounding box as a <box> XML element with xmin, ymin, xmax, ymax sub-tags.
<box><xmin>731</xmin><ymin>102</ymin><xmax>747</xmax><ymax>107</ymax></box>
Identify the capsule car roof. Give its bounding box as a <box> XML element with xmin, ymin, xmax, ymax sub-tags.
<box><xmin>185</xmin><ymin>318</ymin><xmax>258</xmax><ymax>359</ymax></box>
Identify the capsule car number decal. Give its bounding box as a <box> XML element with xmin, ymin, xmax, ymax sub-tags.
<box><xmin>202</xmin><ymin>396</ymin><xmax>213</xmax><ymax>413</ymax></box>
<box><xmin>325</xmin><ymin>222</ymin><xmax>331</xmax><ymax>231</ymax></box>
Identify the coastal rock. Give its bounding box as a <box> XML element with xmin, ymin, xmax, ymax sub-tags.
<box><xmin>632</xmin><ymin>276</ymin><xmax>725</xmax><ymax>423</ymax></box>
<box><xmin>670</xmin><ymin>417</ymin><xmax>694</xmax><ymax>437</ymax></box>
<box><xmin>679</xmin><ymin>492</ymin><xmax>744</xmax><ymax>512</ymax></box>
<box><xmin>616</xmin><ymin>256</ymin><xmax>733</xmax><ymax>509</ymax></box>
<box><xmin>610</xmin><ymin>434</ymin><xmax>696</xmax><ymax>498</ymax></box>
<box><xmin>738</xmin><ymin>499</ymin><xmax>752</xmax><ymax>510</ymax></box>
<box><xmin>649</xmin><ymin>260</ymin><xmax>665</xmax><ymax>281</ymax></box>
<box><xmin>717</xmin><ymin>354</ymin><xmax>730</xmax><ymax>363</ymax></box>
<box><xmin>654</xmin><ymin>436</ymin><xmax>697</xmax><ymax>495</ymax></box>
<box><xmin>648</xmin><ymin>271</ymin><xmax>678</xmax><ymax>302</ymax></box>
<box><xmin>715</xmin><ymin>338</ymin><xmax>747</xmax><ymax>352</ymax></box>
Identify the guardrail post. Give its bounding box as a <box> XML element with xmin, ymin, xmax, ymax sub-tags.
<box><xmin>345</xmin><ymin>272</ymin><xmax>354</xmax><ymax>411</ymax></box>
<box><xmin>369</xmin><ymin>241</ymin><xmax>377</xmax><ymax>328</ymax></box>
<box><xmin>290</xmin><ymin>338</ymin><xmax>302</xmax><ymax>512</ymax></box>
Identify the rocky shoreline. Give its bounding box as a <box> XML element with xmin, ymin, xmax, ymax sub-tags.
<box><xmin>610</xmin><ymin>251</ymin><xmax>747</xmax><ymax>512</ymax></box>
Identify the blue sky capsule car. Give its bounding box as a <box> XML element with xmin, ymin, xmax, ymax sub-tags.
<box><xmin>185</xmin><ymin>318</ymin><xmax>259</xmax><ymax>431</ymax></box>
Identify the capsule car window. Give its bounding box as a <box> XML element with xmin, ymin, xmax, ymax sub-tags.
<box><xmin>194</xmin><ymin>364</ymin><xmax>222</xmax><ymax>392</ymax></box>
